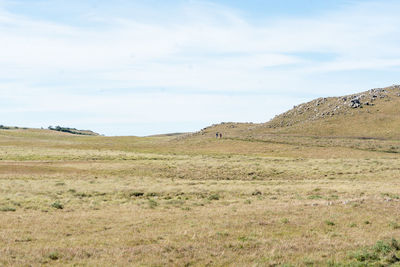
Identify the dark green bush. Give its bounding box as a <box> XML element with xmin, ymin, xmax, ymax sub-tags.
<box><xmin>0</xmin><ymin>206</ymin><xmax>16</xmax><ymax>212</ymax></box>
<box><xmin>208</xmin><ymin>194</ymin><xmax>220</xmax><ymax>200</ymax></box>
<box><xmin>48</xmin><ymin>251</ymin><xmax>60</xmax><ymax>260</ymax></box>
<box><xmin>129</xmin><ymin>191</ymin><xmax>144</xmax><ymax>197</ymax></box>
<box><xmin>51</xmin><ymin>202</ymin><xmax>64</xmax><ymax>209</ymax></box>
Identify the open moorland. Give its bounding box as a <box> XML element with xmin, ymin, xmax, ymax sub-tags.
<box><xmin>2</xmin><ymin>86</ymin><xmax>400</xmax><ymax>266</ymax></box>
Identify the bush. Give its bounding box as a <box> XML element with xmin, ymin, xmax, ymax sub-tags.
<box><xmin>374</xmin><ymin>240</ymin><xmax>393</xmax><ymax>254</ymax></box>
<box><xmin>325</xmin><ymin>220</ymin><xmax>335</xmax><ymax>226</ymax></box>
<box><xmin>0</xmin><ymin>206</ymin><xmax>16</xmax><ymax>212</ymax></box>
<box><xmin>208</xmin><ymin>194</ymin><xmax>220</xmax><ymax>200</ymax></box>
<box><xmin>48</xmin><ymin>251</ymin><xmax>60</xmax><ymax>260</ymax></box>
<box><xmin>51</xmin><ymin>202</ymin><xmax>64</xmax><ymax>209</ymax></box>
<box><xmin>251</xmin><ymin>190</ymin><xmax>262</xmax><ymax>196</ymax></box>
<box><xmin>129</xmin><ymin>191</ymin><xmax>144</xmax><ymax>197</ymax></box>
<box><xmin>353</xmin><ymin>249</ymin><xmax>378</xmax><ymax>262</ymax></box>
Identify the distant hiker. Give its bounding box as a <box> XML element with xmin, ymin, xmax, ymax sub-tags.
<box><xmin>219</xmin><ymin>133</ymin><xmax>222</xmax><ymax>138</ymax></box>
<box><xmin>216</xmin><ymin>132</ymin><xmax>219</xmax><ymax>138</ymax></box>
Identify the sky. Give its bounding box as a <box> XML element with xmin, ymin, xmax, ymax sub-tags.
<box><xmin>0</xmin><ymin>0</ymin><xmax>399</xmax><ymax>136</ymax></box>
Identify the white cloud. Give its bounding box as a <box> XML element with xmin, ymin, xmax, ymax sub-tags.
<box><xmin>0</xmin><ymin>0</ymin><xmax>400</xmax><ymax>135</ymax></box>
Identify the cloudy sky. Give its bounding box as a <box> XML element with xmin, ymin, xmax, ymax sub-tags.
<box><xmin>0</xmin><ymin>0</ymin><xmax>399</xmax><ymax>136</ymax></box>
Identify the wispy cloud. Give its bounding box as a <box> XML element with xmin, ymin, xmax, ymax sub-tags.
<box><xmin>0</xmin><ymin>0</ymin><xmax>399</xmax><ymax>135</ymax></box>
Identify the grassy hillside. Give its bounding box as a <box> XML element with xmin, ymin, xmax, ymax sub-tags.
<box><xmin>264</xmin><ymin>84</ymin><xmax>400</xmax><ymax>138</ymax></box>
<box><xmin>195</xmin><ymin>85</ymin><xmax>400</xmax><ymax>140</ymax></box>
<box><xmin>1</xmin><ymin>128</ymin><xmax>400</xmax><ymax>266</ymax></box>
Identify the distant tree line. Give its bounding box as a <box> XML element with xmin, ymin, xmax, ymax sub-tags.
<box><xmin>48</xmin><ymin>126</ymin><xmax>94</xmax><ymax>136</ymax></box>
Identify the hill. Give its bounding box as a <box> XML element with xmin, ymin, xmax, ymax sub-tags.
<box><xmin>193</xmin><ymin>85</ymin><xmax>400</xmax><ymax>140</ymax></box>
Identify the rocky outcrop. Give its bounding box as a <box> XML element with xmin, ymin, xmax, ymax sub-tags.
<box><xmin>267</xmin><ymin>85</ymin><xmax>400</xmax><ymax>128</ymax></box>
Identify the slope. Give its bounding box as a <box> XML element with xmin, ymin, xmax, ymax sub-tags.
<box><xmin>193</xmin><ymin>85</ymin><xmax>400</xmax><ymax>140</ymax></box>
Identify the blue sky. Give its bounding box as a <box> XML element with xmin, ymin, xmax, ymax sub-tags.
<box><xmin>0</xmin><ymin>0</ymin><xmax>399</xmax><ymax>136</ymax></box>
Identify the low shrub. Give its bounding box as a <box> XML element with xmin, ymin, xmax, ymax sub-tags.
<box><xmin>129</xmin><ymin>191</ymin><xmax>144</xmax><ymax>197</ymax></box>
<box><xmin>48</xmin><ymin>252</ymin><xmax>60</xmax><ymax>260</ymax></box>
<box><xmin>0</xmin><ymin>206</ymin><xmax>16</xmax><ymax>212</ymax></box>
<box><xmin>208</xmin><ymin>194</ymin><xmax>220</xmax><ymax>200</ymax></box>
<box><xmin>51</xmin><ymin>202</ymin><xmax>64</xmax><ymax>209</ymax></box>
<box><xmin>325</xmin><ymin>220</ymin><xmax>335</xmax><ymax>226</ymax></box>
<box><xmin>251</xmin><ymin>190</ymin><xmax>262</xmax><ymax>196</ymax></box>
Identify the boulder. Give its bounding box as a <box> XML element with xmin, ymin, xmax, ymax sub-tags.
<box><xmin>350</xmin><ymin>98</ymin><xmax>361</xmax><ymax>108</ymax></box>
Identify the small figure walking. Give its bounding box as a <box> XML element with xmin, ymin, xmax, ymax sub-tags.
<box><xmin>216</xmin><ymin>132</ymin><xmax>219</xmax><ymax>138</ymax></box>
<box><xmin>219</xmin><ymin>133</ymin><xmax>223</xmax><ymax>138</ymax></box>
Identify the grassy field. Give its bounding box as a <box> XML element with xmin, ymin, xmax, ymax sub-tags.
<box><xmin>1</xmin><ymin>128</ymin><xmax>400</xmax><ymax>266</ymax></box>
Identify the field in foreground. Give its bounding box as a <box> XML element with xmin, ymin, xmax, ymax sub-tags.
<box><xmin>1</xmin><ymin>129</ymin><xmax>400</xmax><ymax>266</ymax></box>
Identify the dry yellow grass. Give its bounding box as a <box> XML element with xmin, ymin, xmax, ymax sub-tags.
<box><xmin>1</xmin><ymin>128</ymin><xmax>400</xmax><ymax>266</ymax></box>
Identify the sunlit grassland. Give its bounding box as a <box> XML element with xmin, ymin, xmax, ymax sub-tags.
<box><xmin>1</xmin><ymin>129</ymin><xmax>400</xmax><ymax>266</ymax></box>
